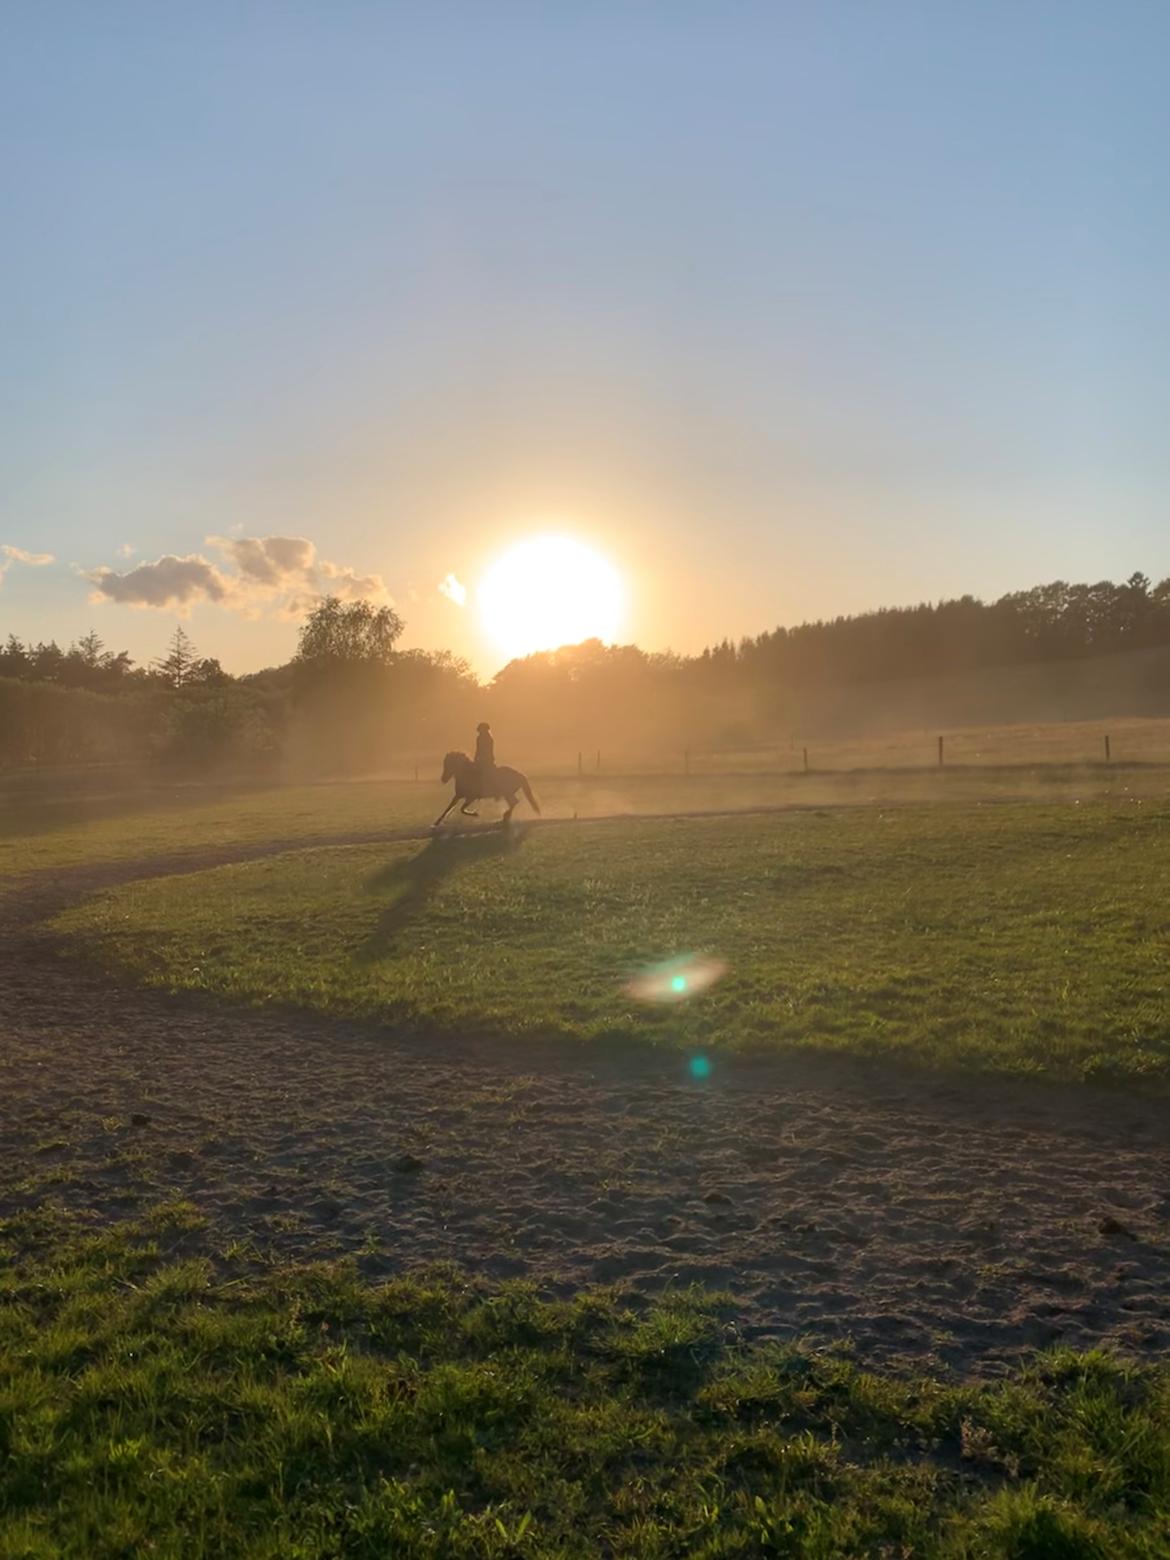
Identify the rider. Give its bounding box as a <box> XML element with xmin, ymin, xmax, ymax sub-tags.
<box><xmin>474</xmin><ymin>721</ymin><xmax>497</xmax><ymax>791</ymax></box>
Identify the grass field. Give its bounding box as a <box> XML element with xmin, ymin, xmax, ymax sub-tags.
<box><xmin>4</xmin><ymin>744</ymin><xmax>1169</xmax><ymax>885</ymax></box>
<box><xmin>3</xmin><ymin>1204</ymin><xmax>1170</xmax><ymax>1559</ymax></box>
<box><xmin>11</xmin><ymin>766</ymin><xmax>1170</xmax><ymax>1555</ymax></box>
<box><xmin>56</xmin><ymin>796</ymin><xmax>1170</xmax><ymax>1085</ymax></box>
<box><xmin>686</xmin><ymin>715</ymin><xmax>1170</xmax><ymax>776</ymax></box>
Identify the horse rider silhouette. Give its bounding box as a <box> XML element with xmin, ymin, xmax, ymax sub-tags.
<box><xmin>474</xmin><ymin>721</ymin><xmax>496</xmax><ymax>791</ymax></box>
<box><xmin>434</xmin><ymin>725</ymin><xmax>541</xmax><ymax>827</ymax></box>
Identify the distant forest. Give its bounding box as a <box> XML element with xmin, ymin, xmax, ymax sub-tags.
<box><xmin>3</xmin><ymin>572</ymin><xmax>1170</xmax><ymax>772</ymax></box>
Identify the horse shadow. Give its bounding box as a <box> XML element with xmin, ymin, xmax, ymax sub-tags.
<box><xmin>358</xmin><ymin>825</ymin><xmax>527</xmax><ymax>962</ymax></box>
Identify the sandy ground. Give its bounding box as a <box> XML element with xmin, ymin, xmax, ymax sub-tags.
<box><xmin>3</xmin><ymin>828</ymin><xmax>1170</xmax><ymax>1377</ymax></box>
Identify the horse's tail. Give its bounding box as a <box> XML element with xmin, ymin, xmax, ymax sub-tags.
<box><xmin>521</xmin><ymin>777</ymin><xmax>541</xmax><ymax>815</ymax></box>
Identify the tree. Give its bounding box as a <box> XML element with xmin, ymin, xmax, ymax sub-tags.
<box><xmin>0</xmin><ymin>634</ymin><xmax>28</xmax><ymax>679</ymax></box>
<box><xmin>295</xmin><ymin>597</ymin><xmax>404</xmax><ymax>668</ymax></box>
<box><xmin>57</xmin><ymin>630</ymin><xmax>134</xmax><ymax>691</ymax></box>
<box><xmin>76</xmin><ymin>629</ymin><xmax>105</xmax><ymax>667</ymax></box>
<box><xmin>29</xmin><ymin>641</ymin><xmax>65</xmax><ymax>681</ymax></box>
<box><xmin>288</xmin><ymin>597</ymin><xmax>406</xmax><ymax>772</ymax></box>
<box><xmin>155</xmin><ymin>625</ymin><xmax>198</xmax><ymax>688</ymax></box>
<box><xmin>187</xmin><ymin>656</ymin><xmax>230</xmax><ymax>687</ymax></box>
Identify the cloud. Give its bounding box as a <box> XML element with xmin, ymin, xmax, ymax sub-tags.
<box><xmin>3</xmin><ymin>545</ymin><xmax>54</xmax><ymax>566</ymax></box>
<box><xmin>88</xmin><ymin>554</ymin><xmax>233</xmax><ymax>610</ymax></box>
<box><xmin>438</xmin><ymin>571</ymin><xmax>467</xmax><ymax>607</ymax></box>
<box><xmin>116</xmin><ymin>543</ymin><xmax>136</xmax><ymax>558</ymax></box>
<box><xmin>0</xmin><ymin>544</ymin><xmax>55</xmax><ymax>587</ymax></box>
<box><xmin>210</xmin><ymin>533</ymin><xmax>317</xmax><ymax>588</ymax></box>
<box><xmin>319</xmin><ymin>559</ymin><xmax>389</xmax><ymax>600</ymax></box>
<box><xmin>87</xmin><ymin>534</ymin><xmax>392</xmax><ymax>618</ymax></box>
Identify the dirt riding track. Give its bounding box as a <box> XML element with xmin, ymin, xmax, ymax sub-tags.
<box><xmin>4</xmin><ymin>825</ymin><xmax>1170</xmax><ymax>1377</ymax></box>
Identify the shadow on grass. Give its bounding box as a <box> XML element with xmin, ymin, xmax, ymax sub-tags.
<box><xmin>359</xmin><ymin>825</ymin><xmax>528</xmax><ymax>961</ymax></box>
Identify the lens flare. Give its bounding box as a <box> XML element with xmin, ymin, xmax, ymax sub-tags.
<box><xmin>689</xmin><ymin>1055</ymin><xmax>712</xmax><ymax>1080</ymax></box>
<box><xmin>625</xmin><ymin>953</ymin><xmax>727</xmax><ymax>1004</ymax></box>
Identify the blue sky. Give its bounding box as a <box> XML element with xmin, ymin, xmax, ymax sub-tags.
<box><xmin>3</xmin><ymin>1</ymin><xmax>1169</xmax><ymax>674</ymax></box>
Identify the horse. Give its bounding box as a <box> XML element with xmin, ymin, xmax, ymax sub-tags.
<box><xmin>434</xmin><ymin>751</ymin><xmax>541</xmax><ymax>827</ymax></box>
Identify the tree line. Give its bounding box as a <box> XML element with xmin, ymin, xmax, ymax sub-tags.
<box><xmin>713</xmin><ymin>572</ymin><xmax>1170</xmax><ymax>688</ymax></box>
<box><xmin>0</xmin><ymin>607</ymin><xmax>477</xmax><ymax>772</ymax></box>
<box><xmin>3</xmin><ymin>572</ymin><xmax>1170</xmax><ymax>772</ymax></box>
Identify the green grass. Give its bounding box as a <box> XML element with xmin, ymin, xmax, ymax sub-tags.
<box><xmin>5</xmin><ymin>761</ymin><xmax>1165</xmax><ymax>886</ymax></box>
<box><xmin>3</xmin><ymin>1206</ymin><xmax>1170</xmax><ymax>1557</ymax></box>
<box><xmin>0</xmin><ymin>772</ymin><xmax>784</xmax><ymax>884</ymax></box>
<box><xmin>0</xmin><ymin>779</ymin><xmax>424</xmax><ymax>883</ymax></box>
<box><xmin>57</xmin><ymin>797</ymin><xmax>1170</xmax><ymax>1084</ymax></box>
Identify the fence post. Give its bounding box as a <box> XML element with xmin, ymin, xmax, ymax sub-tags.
<box><xmin>1104</xmin><ymin>734</ymin><xmax>1111</xmax><ymax>764</ymax></box>
<box><xmin>577</xmin><ymin>751</ymin><xmax>583</xmax><ymax>778</ymax></box>
<box><xmin>803</xmin><ymin>746</ymin><xmax>809</xmax><ymax>774</ymax></box>
<box><xmin>684</xmin><ymin>747</ymin><xmax>690</xmax><ymax>776</ymax></box>
<box><xmin>413</xmin><ymin>763</ymin><xmax>419</xmax><ymax>783</ymax></box>
<box><xmin>937</xmin><ymin>735</ymin><xmax>944</xmax><ymax>768</ymax></box>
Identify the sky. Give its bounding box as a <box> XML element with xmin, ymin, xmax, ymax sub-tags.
<box><xmin>3</xmin><ymin>1</ymin><xmax>1169</xmax><ymax>677</ymax></box>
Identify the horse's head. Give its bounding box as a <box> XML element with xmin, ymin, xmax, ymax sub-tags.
<box><xmin>441</xmin><ymin>750</ymin><xmax>467</xmax><ymax>784</ymax></box>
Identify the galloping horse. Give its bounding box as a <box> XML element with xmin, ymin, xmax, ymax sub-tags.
<box><xmin>434</xmin><ymin>751</ymin><xmax>541</xmax><ymax>827</ymax></box>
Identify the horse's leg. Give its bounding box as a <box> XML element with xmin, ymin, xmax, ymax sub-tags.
<box><xmin>433</xmin><ymin>795</ymin><xmax>459</xmax><ymax>827</ymax></box>
<box><xmin>460</xmin><ymin>799</ymin><xmax>479</xmax><ymax>816</ymax></box>
<box><xmin>501</xmin><ymin>792</ymin><xmax>517</xmax><ymax>824</ymax></box>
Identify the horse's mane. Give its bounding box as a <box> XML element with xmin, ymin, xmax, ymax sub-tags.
<box><xmin>444</xmin><ymin>749</ymin><xmax>471</xmax><ymax>764</ymax></box>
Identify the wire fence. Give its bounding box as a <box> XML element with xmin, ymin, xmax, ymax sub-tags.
<box><xmin>8</xmin><ymin>716</ymin><xmax>1170</xmax><ymax>792</ymax></box>
<box><xmin>540</xmin><ymin>717</ymin><xmax>1170</xmax><ymax>780</ymax></box>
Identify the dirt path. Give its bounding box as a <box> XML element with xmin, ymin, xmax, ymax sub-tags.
<box><xmin>3</xmin><ymin>830</ymin><xmax>1169</xmax><ymax>1376</ymax></box>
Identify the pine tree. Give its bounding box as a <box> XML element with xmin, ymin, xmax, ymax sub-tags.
<box><xmin>155</xmin><ymin>624</ymin><xmax>197</xmax><ymax>688</ymax></box>
<box><xmin>76</xmin><ymin>629</ymin><xmax>105</xmax><ymax>667</ymax></box>
<box><xmin>0</xmin><ymin>634</ymin><xmax>29</xmax><ymax>678</ymax></box>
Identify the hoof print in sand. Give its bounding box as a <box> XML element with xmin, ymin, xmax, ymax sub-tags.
<box><xmin>1098</xmin><ymin>1215</ymin><xmax>1137</xmax><ymax>1240</ymax></box>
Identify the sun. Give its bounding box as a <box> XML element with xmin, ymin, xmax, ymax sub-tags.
<box><xmin>478</xmin><ymin>534</ymin><xmax>624</xmax><ymax>663</ymax></box>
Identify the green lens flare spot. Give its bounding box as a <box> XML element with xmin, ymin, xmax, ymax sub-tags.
<box><xmin>689</xmin><ymin>1055</ymin><xmax>711</xmax><ymax>1080</ymax></box>
<box><xmin>671</xmin><ymin>975</ymin><xmax>688</xmax><ymax>993</ymax></box>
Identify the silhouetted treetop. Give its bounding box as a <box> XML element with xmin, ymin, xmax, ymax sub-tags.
<box><xmin>294</xmin><ymin>597</ymin><xmax>404</xmax><ymax>667</ymax></box>
<box><xmin>155</xmin><ymin>625</ymin><xmax>198</xmax><ymax>688</ymax></box>
<box><xmin>700</xmin><ymin>575</ymin><xmax>1170</xmax><ymax>688</ymax></box>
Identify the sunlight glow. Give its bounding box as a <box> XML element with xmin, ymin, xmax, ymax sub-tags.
<box><xmin>477</xmin><ymin>534</ymin><xmax>623</xmax><ymax>663</ymax></box>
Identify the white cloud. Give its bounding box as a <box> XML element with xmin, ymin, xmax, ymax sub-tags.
<box><xmin>318</xmin><ymin>559</ymin><xmax>388</xmax><ymax>598</ymax></box>
<box><xmin>116</xmin><ymin>543</ymin><xmax>136</xmax><ymax>558</ymax></box>
<box><xmin>3</xmin><ymin>545</ymin><xmax>54</xmax><ymax>566</ymax></box>
<box><xmin>86</xmin><ymin>534</ymin><xmax>392</xmax><ymax>618</ymax></box>
<box><xmin>438</xmin><ymin>571</ymin><xmax>467</xmax><ymax>607</ymax></box>
<box><xmin>0</xmin><ymin>544</ymin><xmax>55</xmax><ymax>587</ymax></box>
